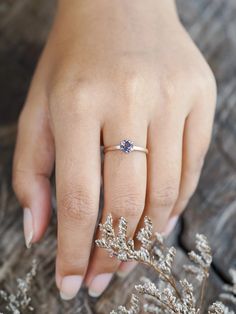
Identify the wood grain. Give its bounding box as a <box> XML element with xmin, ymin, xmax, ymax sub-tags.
<box><xmin>0</xmin><ymin>0</ymin><xmax>235</xmax><ymax>313</ymax></box>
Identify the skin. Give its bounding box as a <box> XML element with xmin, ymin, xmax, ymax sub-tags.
<box><xmin>12</xmin><ymin>0</ymin><xmax>216</xmax><ymax>300</ymax></box>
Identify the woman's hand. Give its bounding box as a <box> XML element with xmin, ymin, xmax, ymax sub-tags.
<box><xmin>13</xmin><ymin>0</ymin><xmax>216</xmax><ymax>300</ymax></box>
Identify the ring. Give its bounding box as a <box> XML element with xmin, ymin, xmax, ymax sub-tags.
<box><xmin>104</xmin><ymin>139</ymin><xmax>148</xmax><ymax>154</ymax></box>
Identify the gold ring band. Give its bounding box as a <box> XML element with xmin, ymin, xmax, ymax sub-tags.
<box><xmin>104</xmin><ymin>145</ymin><xmax>148</xmax><ymax>153</ymax></box>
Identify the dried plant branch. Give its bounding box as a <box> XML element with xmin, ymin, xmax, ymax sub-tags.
<box><xmin>96</xmin><ymin>215</ymin><xmax>182</xmax><ymax>302</ymax></box>
<box><xmin>0</xmin><ymin>259</ymin><xmax>37</xmax><ymax>314</ymax></box>
<box><xmin>208</xmin><ymin>302</ymin><xmax>234</xmax><ymax>314</ymax></box>
<box><xmin>184</xmin><ymin>234</ymin><xmax>212</xmax><ymax>312</ymax></box>
<box><xmin>110</xmin><ymin>294</ymin><xmax>140</xmax><ymax>314</ymax></box>
<box><xmin>96</xmin><ymin>214</ymin><xmax>235</xmax><ymax>314</ymax></box>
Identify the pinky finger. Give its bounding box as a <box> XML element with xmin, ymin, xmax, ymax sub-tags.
<box><xmin>170</xmin><ymin>100</ymin><xmax>215</xmax><ymax>220</ymax></box>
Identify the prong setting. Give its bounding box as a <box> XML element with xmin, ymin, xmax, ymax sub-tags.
<box><xmin>119</xmin><ymin>139</ymin><xmax>134</xmax><ymax>153</ymax></box>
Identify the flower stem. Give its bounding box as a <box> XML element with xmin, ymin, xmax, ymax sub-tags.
<box><xmin>134</xmin><ymin>256</ymin><xmax>182</xmax><ymax>301</ymax></box>
<box><xmin>151</xmin><ymin>263</ymin><xmax>182</xmax><ymax>301</ymax></box>
<box><xmin>199</xmin><ymin>272</ymin><xmax>207</xmax><ymax>313</ymax></box>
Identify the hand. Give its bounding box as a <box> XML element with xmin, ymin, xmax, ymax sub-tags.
<box><xmin>13</xmin><ymin>0</ymin><xmax>216</xmax><ymax>300</ymax></box>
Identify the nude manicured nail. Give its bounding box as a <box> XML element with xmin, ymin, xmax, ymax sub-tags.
<box><xmin>116</xmin><ymin>261</ymin><xmax>138</xmax><ymax>278</ymax></box>
<box><xmin>88</xmin><ymin>273</ymin><xmax>113</xmax><ymax>297</ymax></box>
<box><xmin>23</xmin><ymin>208</ymin><xmax>34</xmax><ymax>248</ymax></box>
<box><xmin>164</xmin><ymin>216</ymin><xmax>179</xmax><ymax>236</ymax></box>
<box><xmin>60</xmin><ymin>275</ymin><xmax>83</xmax><ymax>300</ymax></box>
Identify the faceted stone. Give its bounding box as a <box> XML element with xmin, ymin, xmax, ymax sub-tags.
<box><xmin>120</xmin><ymin>139</ymin><xmax>134</xmax><ymax>153</ymax></box>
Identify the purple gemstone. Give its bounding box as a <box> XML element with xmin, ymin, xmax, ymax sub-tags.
<box><xmin>120</xmin><ymin>140</ymin><xmax>134</xmax><ymax>153</ymax></box>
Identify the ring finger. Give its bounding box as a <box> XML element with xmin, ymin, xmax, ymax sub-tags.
<box><xmin>85</xmin><ymin>117</ymin><xmax>148</xmax><ymax>297</ymax></box>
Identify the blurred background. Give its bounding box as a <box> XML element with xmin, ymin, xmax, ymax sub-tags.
<box><xmin>0</xmin><ymin>0</ymin><xmax>235</xmax><ymax>313</ymax></box>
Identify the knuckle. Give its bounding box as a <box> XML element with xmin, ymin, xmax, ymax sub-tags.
<box><xmin>150</xmin><ymin>185</ymin><xmax>179</xmax><ymax>209</ymax></box>
<box><xmin>122</xmin><ymin>71</ymin><xmax>160</xmax><ymax>116</ymax></box>
<box><xmin>200</xmin><ymin>65</ymin><xmax>217</xmax><ymax>93</ymax></box>
<box><xmin>160</xmin><ymin>75</ymin><xmax>177</xmax><ymax>104</ymax></box>
<box><xmin>188</xmin><ymin>64</ymin><xmax>217</xmax><ymax>102</ymax></box>
<box><xmin>206</xmin><ymin>70</ymin><xmax>217</xmax><ymax>95</ymax></box>
<box><xmin>122</xmin><ymin>73</ymin><xmax>147</xmax><ymax>106</ymax></box>
<box><xmin>197</xmin><ymin>76</ymin><xmax>217</xmax><ymax>101</ymax></box>
<box><xmin>48</xmin><ymin>78</ymin><xmax>96</xmax><ymax>116</ymax></box>
<box><xmin>59</xmin><ymin>189</ymin><xmax>97</xmax><ymax>221</ymax></box>
<box><xmin>110</xmin><ymin>189</ymin><xmax>144</xmax><ymax>219</ymax></box>
<box><xmin>125</xmin><ymin>73</ymin><xmax>144</xmax><ymax>93</ymax></box>
<box><xmin>12</xmin><ymin>169</ymin><xmax>28</xmax><ymax>204</ymax></box>
<box><xmin>158</xmin><ymin>65</ymin><xmax>189</xmax><ymax>103</ymax></box>
<box><xmin>159</xmin><ymin>63</ymin><xmax>217</xmax><ymax>109</ymax></box>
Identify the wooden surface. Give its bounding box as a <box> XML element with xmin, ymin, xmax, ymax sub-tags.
<box><xmin>0</xmin><ymin>0</ymin><xmax>236</xmax><ymax>313</ymax></box>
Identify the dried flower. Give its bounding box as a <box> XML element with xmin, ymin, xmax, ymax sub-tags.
<box><xmin>184</xmin><ymin>234</ymin><xmax>212</xmax><ymax>282</ymax></box>
<box><xmin>0</xmin><ymin>259</ymin><xmax>37</xmax><ymax>314</ymax></box>
<box><xmin>111</xmin><ymin>294</ymin><xmax>140</xmax><ymax>314</ymax></box>
<box><xmin>96</xmin><ymin>214</ymin><xmax>235</xmax><ymax>314</ymax></box>
<box><xmin>208</xmin><ymin>302</ymin><xmax>234</xmax><ymax>314</ymax></box>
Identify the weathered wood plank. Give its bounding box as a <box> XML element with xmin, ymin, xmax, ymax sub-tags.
<box><xmin>0</xmin><ymin>0</ymin><xmax>236</xmax><ymax>313</ymax></box>
<box><xmin>0</xmin><ymin>0</ymin><xmax>56</xmax><ymax>125</ymax></box>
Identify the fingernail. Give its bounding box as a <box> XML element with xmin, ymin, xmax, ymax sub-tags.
<box><xmin>116</xmin><ymin>261</ymin><xmax>138</xmax><ymax>278</ymax></box>
<box><xmin>23</xmin><ymin>208</ymin><xmax>34</xmax><ymax>248</ymax></box>
<box><xmin>60</xmin><ymin>275</ymin><xmax>83</xmax><ymax>300</ymax></box>
<box><xmin>164</xmin><ymin>216</ymin><xmax>179</xmax><ymax>236</ymax></box>
<box><xmin>88</xmin><ymin>273</ymin><xmax>113</xmax><ymax>298</ymax></box>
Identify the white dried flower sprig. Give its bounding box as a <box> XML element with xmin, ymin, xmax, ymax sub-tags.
<box><xmin>184</xmin><ymin>234</ymin><xmax>212</xmax><ymax>282</ymax></box>
<box><xmin>0</xmin><ymin>259</ymin><xmax>37</xmax><ymax>314</ymax></box>
<box><xmin>95</xmin><ymin>214</ymin><xmax>235</xmax><ymax>314</ymax></box>
<box><xmin>184</xmin><ymin>233</ymin><xmax>212</xmax><ymax>309</ymax></box>
<box><xmin>208</xmin><ymin>302</ymin><xmax>234</xmax><ymax>314</ymax></box>
<box><xmin>96</xmin><ymin>214</ymin><xmax>181</xmax><ymax>302</ymax></box>
<box><xmin>110</xmin><ymin>294</ymin><xmax>140</xmax><ymax>314</ymax></box>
